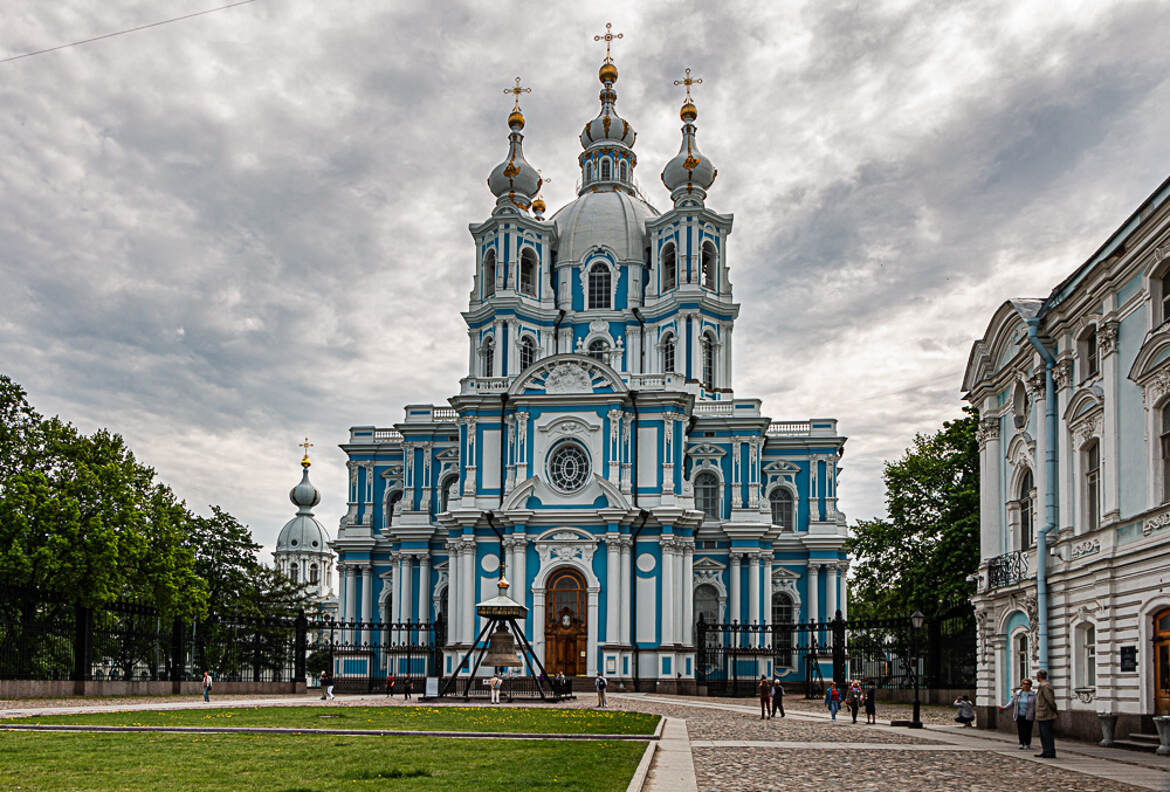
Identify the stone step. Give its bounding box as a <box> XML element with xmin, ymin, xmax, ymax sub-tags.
<box><xmin>1112</xmin><ymin>737</ymin><xmax>1158</xmax><ymax>754</ymax></box>
<box><xmin>1125</xmin><ymin>732</ymin><xmax>1161</xmax><ymax>746</ymax></box>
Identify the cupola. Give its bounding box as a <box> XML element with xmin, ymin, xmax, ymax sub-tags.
<box><xmin>486</xmin><ymin>77</ymin><xmax>542</xmax><ymax>215</ymax></box>
<box><xmin>577</xmin><ymin>23</ymin><xmax>637</xmax><ymax>195</ymax></box>
<box><xmin>660</xmin><ymin>68</ymin><xmax>717</xmax><ymax>207</ymax></box>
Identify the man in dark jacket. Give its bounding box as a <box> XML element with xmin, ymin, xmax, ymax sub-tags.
<box><xmin>1034</xmin><ymin>669</ymin><xmax>1058</xmax><ymax>758</ymax></box>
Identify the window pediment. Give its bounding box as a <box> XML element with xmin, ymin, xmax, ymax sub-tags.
<box><xmin>687</xmin><ymin>443</ymin><xmax>726</xmax><ymax>459</ymax></box>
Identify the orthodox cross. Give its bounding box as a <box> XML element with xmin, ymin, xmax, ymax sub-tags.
<box><xmin>504</xmin><ymin>76</ymin><xmax>530</xmax><ymax>110</ymax></box>
<box><xmin>594</xmin><ymin>22</ymin><xmax>623</xmax><ymax>63</ymax></box>
<box><xmin>674</xmin><ymin>67</ymin><xmax>702</xmax><ymax>102</ymax></box>
<box><xmin>299</xmin><ymin>437</ymin><xmax>313</xmax><ymax>457</ymax></box>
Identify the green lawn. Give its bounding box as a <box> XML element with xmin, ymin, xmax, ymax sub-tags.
<box><xmin>0</xmin><ymin>731</ymin><xmax>647</xmax><ymax>791</ymax></box>
<box><xmin>3</xmin><ymin>705</ymin><xmax>659</xmax><ymax>735</ymax></box>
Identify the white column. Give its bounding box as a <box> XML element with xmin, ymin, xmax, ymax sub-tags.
<box><xmin>461</xmin><ymin>540</ymin><xmax>475</xmax><ymax>643</ymax></box>
<box><xmin>342</xmin><ymin>564</ymin><xmax>353</xmax><ymax>621</ymax></box>
<box><xmin>619</xmin><ymin>538</ymin><xmax>632</xmax><ymax>644</ymax></box>
<box><xmin>748</xmin><ymin>553</ymin><xmax>761</xmax><ymax>646</ymax></box>
<box><xmin>672</xmin><ymin>548</ymin><xmax>684</xmax><ymax>646</ymax></box>
<box><xmin>418</xmin><ymin>555</ymin><xmax>431</xmax><ymax>625</ymax></box>
<box><xmin>361</xmin><ymin>564</ymin><xmax>373</xmax><ymax>647</ymax></box>
<box><xmin>839</xmin><ymin>562</ymin><xmax>849</xmax><ymax>621</ymax></box>
<box><xmin>401</xmin><ymin>556</ymin><xmax>413</xmax><ymax>625</ymax></box>
<box><xmin>807</xmin><ymin>562</ymin><xmax>820</xmax><ymax>624</ymax></box>
<box><xmin>682</xmin><ymin>545</ymin><xmax>694</xmax><ymax>646</ymax></box>
<box><xmin>606</xmin><ymin>535</ymin><xmax>620</xmax><ymax>643</ymax></box>
<box><xmin>533</xmin><ymin>590</ymin><xmax>546</xmax><ymax>665</ymax></box>
<box><xmin>587</xmin><ymin>589</ymin><xmax>600</xmax><ymax>675</ymax></box>
<box><xmin>660</xmin><ymin>540</ymin><xmax>675</xmax><ymax>644</ymax></box>
<box><xmin>762</xmin><ymin>552</ymin><xmax>773</xmax><ymax>649</ymax></box>
<box><xmin>729</xmin><ymin>552</ymin><xmax>742</xmax><ymax>625</ymax></box>
<box><xmin>978</xmin><ymin>416</ymin><xmax>1001</xmax><ymax>561</ymax></box>
<box><xmin>446</xmin><ymin>543</ymin><xmax>460</xmax><ymax>644</ymax></box>
<box><xmin>513</xmin><ymin>536</ymin><xmax>527</xmax><ymax>629</ymax></box>
<box><xmin>1102</xmin><ymin>320</ymin><xmax>1121</xmax><ymax>521</ymax></box>
<box><xmin>826</xmin><ymin>563</ymin><xmax>838</xmax><ymax>620</ymax></box>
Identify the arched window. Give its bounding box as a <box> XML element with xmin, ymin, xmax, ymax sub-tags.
<box><xmin>519</xmin><ymin>335</ymin><xmax>537</xmax><ymax>372</ymax></box>
<box><xmin>1019</xmin><ymin>469</ymin><xmax>1034</xmax><ymax>550</ymax></box>
<box><xmin>1084</xmin><ymin>440</ymin><xmax>1100</xmax><ymax>531</ymax></box>
<box><xmin>1161</xmin><ymin>271</ymin><xmax>1170</xmax><ymax>326</ymax></box>
<box><xmin>662</xmin><ymin>334</ymin><xmax>676</xmax><ymax>373</ymax></box>
<box><xmin>439</xmin><ymin>475</ymin><xmax>458</xmax><ymax>512</ymax></box>
<box><xmin>309</xmin><ymin>564</ymin><xmax>319</xmax><ymax>584</ymax></box>
<box><xmin>619</xmin><ymin>161</ymin><xmax>628</xmax><ymax>181</ymax></box>
<box><xmin>701</xmin><ymin>242</ymin><xmax>717</xmax><ymax>289</ymax></box>
<box><xmin>290</xmin><ymin>564</ymin><xmax>299</xmax><ymax>583</ymax></box>
<box><xmin>701</xmin><ymin>332</ymin><xmax>716</xmax><ymax>390</ymax></box>
<box><xmin>587</xmin><ymin>338</ymin><xmax>609</xmax><ymax>363</ymax></box>
<box><xmin>483</xmin><ymin>250</ymin><xmax>496</xmax><ymax>298</ymax></box>
<box><xmin>1160</xmin><ymin>402</ymin><xmax>1170</xmax><ymax>502</ymax></box>
<box><xmin>1076</xmin><ymin>623</ymin><xmax>1097</xmax><ymax>688</ymax></box>
<box><xmin>694</xmin><ymin>471</ymin><xmax>720</xmax><ymax>519</ymax></box>
<box><xmin>386</xmin><ymin>490</ymin><xmax>403</xmax><ymax>529</ymax></box>
<box><xmin>772</xmin><ymin>591</ymin><xmax>795</xmax><ymax>666</ymax></box>
<box><xmin>481</xmin><ymin>336</ymin><xmax>495</xmax><ymax>377</ymax></box>
<box><xmin>1015</xmin><ymin>632</ymin><xmax>1029</xmax><ymax>683</ymax></box>
<box><xmin>588</xmin><ymin>263</ymin><xmax>611</xmax><ymax>309</ymax></box>
<box><xmin>1079</xmin><ymin>326</ymin><xmax>1099</xmax><ymax>381</ymax></box>
<box><xmin>585</xmin><ymin>162</ymin><xmax>593</xmax><ymax>183</ymax></box>
<box><xmin>520</xmin><ymin>248</ymin><xmax>538</xmax><ymax>296</ymax></box>
<box><xmin>601</xmin><ymin>158</ymin><xmax>611</xmax><ymax>180</ymax></box>
<box><xmin>694</xmin><ymin>583</ymin><xmax>720</xmax><ymax>645</ymax></box>
<box><xmin>661</xmin><ymin>243</ymin><xmax>676</xmax><ymax>291</ymax></box>
<box><xmin>769</xmin><ymin>488</ymin><xmax>794</xmax><ymax>531</ymax></box>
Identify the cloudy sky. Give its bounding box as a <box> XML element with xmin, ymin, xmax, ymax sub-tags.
<box><xmin>3</xmin><ymin>0</ymin><xmax>1169</xmax><ymax>557</ymax></box>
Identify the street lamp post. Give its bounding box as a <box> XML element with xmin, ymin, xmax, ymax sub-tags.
<box><xmin>910</xmin><ymin>609</ymin><xmax>925</xmax><ymax>729</ymax></box>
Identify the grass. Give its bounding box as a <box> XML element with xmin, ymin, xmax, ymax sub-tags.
<box><xmin>2</xmin><ymin>704</ymin><xmax>659</xmax><ymax>735</ymax></box>
<box><xmin>0</xmin><ymin>731</ymin><xmax>647</xmax><ymax>791</ymax></box>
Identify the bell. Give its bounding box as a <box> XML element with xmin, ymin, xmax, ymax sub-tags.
<box><xmin>482</xmin><ymin>624</ymin><xmax>520</xmax><ymax>667</ymax></box>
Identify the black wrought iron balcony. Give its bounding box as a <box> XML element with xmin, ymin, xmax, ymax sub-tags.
<box><xmin>987</xmin><ymin>550</ymin><xmax>1031</xmax><ymax>590</ymax></box>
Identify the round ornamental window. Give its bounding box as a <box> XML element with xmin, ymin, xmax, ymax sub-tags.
<box><xmin>548</xmin><ymin>443</ymin><xmax>590</xmax><ymax>493</ymax></box>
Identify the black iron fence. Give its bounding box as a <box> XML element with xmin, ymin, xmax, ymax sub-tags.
<box><xmin>696</xmin><ymin>603</ymin><xmax>975</xmax><ymax>698</ymax></box>
<box><xmin>0</xmin><ymin>589</ymin><xmax>445</xmax><ymax>688</ymax></box>
<box><xmin>987</xmin><ymin>550</ymin><xmax>1030</xmax><ymax>589</ymax></box>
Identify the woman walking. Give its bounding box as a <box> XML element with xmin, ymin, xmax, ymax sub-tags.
<box><xmin>824</xmin><ymin>682</ymin><xmax>841</xmax><ymax>721</ymax></box>
<box><xmin>864</xmin><ymin>681</ymin><xmax>877</xmax><ymax>724</ymax></box>
<box><xmin>845</xmin><ymin>681</ymin><xmax>861</xmax><ymax>723</ymax></box>
<box><xmin>999</xmin><ymin>678</ymin><xmax>1037</xmax><ymax>749</ymax></box>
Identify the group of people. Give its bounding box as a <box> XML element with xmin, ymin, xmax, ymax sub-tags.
<box><xmin>755</xmin><ymin>675</ymin><xmax>788</xmax><ymax>719</ymax></box>
<box><xmin>820</xmin><ymin>680</ymin><xmax>878</xmax><ymax>723</ymax></box>
<box><xmin>382</xmin><ymin>673</ymin><xmax>414</xmax><ymax>699</ymax></box>
<box><xmin>1000</xmin><ymin>669</ymin><xmax>1059</xmax><ymax>758</ymax></box>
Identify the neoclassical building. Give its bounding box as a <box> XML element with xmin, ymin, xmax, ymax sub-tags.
<box><xmin>331</xmin><ymin>43</ymin><xmax>848</xmax><ymax>690</ymax></box>
<box><xmin>963</xmin><ymin>175</ymin><xmax>1170</xmax><ymax>738</ymax></box>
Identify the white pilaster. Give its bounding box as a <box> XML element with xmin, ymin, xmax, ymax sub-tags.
<box><xmin>361</xmin><ymin>564</ymin><xmax>373</xmax><ymax>625</ymax></box>
<box><xmin>762</xmin><ymin>551</ymin><xmax>773</xmax><ymax>648</ymax></box>
<box><xmin>839</xmin><ymin>562</ymin><xmax>849</xmax><ymax>621</ymax></box>
<box><xmin>461</xmin><ymin>539</ymin><xmax>475</xmax><ymax>643</ymax></box>
<box><xmin>401</xmin><ymin>556</ymin><xmax>413</xmax><ymax>625</ymax></box>
<box><xmin>748</xmin><ymin>553</ymin><xmax>761</xmax><ymax>646</ymax></box>
<box><xmin>826</xmin><ymin>563</ymin><xmax>838</xmax><ymax>619</ymax></box>
<box><xmin>418</xmin><ymin>554</ymin><xmax>431</xmax><ymax>625</ymax></box>
<box><xmin>660</xmin><ymin>538</ymin><xmax>676</xmax><ymax>644</ymax></box>
<box><xmin>619</xmin><ymin>538</ymin><xmax>632</xmax><ymax>644</ymax></box>
<box><xmin>807</xmin><ymin>562</ymin><xmax>820</xmax><ymax>623</ymax></box>
<box><xmin>587</xmin><ymin>588</ymin><xmax>600</xmax><ymax>675</ymax></box>
<box><xmin>606</xmin><ymin>534</ymin><xmax>620</xmax><ymax>643</ymax></box>
<box><xmin>682</xmin><ymin>545</ymin><xmax>694</xmax><ymax>646</ymax></box>
<box><xmin>729</xmin><ymin>552</ymin><xmax>742</xmax><ymax>625</ymax></box>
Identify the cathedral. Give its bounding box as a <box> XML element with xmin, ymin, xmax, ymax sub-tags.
<box><xmin>331</xmin><ymin>35</ymin><xmax>849</xmax><ymax>691</ymax></box>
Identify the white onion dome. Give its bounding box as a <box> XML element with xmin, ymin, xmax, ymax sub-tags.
<box><xmin>276</xmin><ymin>456</ymin><xmax>331</xmax><ymax>553</ymax></box>
<box><xmin>487</xmin><ymin>110</ymin><xmax>542</xmax><ymax>214</ymax></box>
<box><xmin>550</xmin><ymin>189</ymin><xmax>659</xmax><ymax>262</ymax></box>
<box><xmin>661</xmin><ymin>101</ymin><xmax>717</xmax><ymax>207</ymax></box>
<box><xmin>579</xmin><ymin>63</ymin><xmax>637</xmax><ymax>150</ymax></box>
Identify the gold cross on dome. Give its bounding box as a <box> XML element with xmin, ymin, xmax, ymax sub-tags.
<box><xmin>674</xmin><ymin>67</ymin><xmax>702</xmax><ymax>102</ymax></box>
<box><xmin>594</xmin><ymin>22</ymin><xmax>623</xmax><ymax>63</ymax></box>
<box><xmin>299</xmin><ymin>437</ymin><xmax>313</xmax><ymax>456</ymax></box>
<box><xmin>504</xmin><ymin>76</ymin><xmax>531</xmax><ymax>111</ymax></box>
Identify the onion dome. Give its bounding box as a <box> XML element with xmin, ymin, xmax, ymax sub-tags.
<box><xmin>661</xmin><ymin>68</ymin><xmax>716</xmax><ymax>207</ymax></box>
<box><xmin>579</xmin><ymin>64</ymin><xmax>637</xmax><ymax>152</ymax></box>
<box><xmin>276</xmin><ymin>450</ymin><xmax>331</xmax><ymax>554</ymax></box>
<box><xmin>290</xmin><ymin>453</ymin><xmax>321</xmax><ymax>515</ymax></box>
<box><xmin>487</xmin><ymin>77</ymin><xmax>542</xmax><ymax>214</ymax></box>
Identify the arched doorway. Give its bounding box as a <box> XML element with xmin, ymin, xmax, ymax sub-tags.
<box><xmin>545</xmin><ymin>568</ymin><xmax>588</xmax><ymax>677</ymax></box>
<box><xmin>1155</xmin><ymin>609</ymin><xmax>1170</xmax><ymax>715</ymax></box>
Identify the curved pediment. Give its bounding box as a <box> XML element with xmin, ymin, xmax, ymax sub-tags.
<box><xmin>1063</xmin><ymin>385</ymin><xmax>1104</xmax><ymax>423</ymax></box>
<box><xmin>509</xmin><ymin>353</ymin><xmax>628</xmax><ymax>397</ymax></box>
<box><xmin>1129</xmin><ymin>326</ymin><xmax>1170</xmax><ymax>384</ymax></box>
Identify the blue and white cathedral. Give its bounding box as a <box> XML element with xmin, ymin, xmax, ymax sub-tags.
<box><xmin>331</xmin><ymin>44</ymin><xmax>849</xmax><ymax>690</ymax></box>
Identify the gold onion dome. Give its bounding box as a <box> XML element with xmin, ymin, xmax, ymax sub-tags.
<box><xmin>680</xmin><ymin>101</ymin><xmax>697</xmax><ymax>122</ymax></box>
<box><xmin>488</xmin><ymin>77</ymin><xmax>541</xmax><ymax>212</ymax></box>
<box><xmin>599</xmin><ymin>61</ymin><xmax>618</xmax><ymax>84</ymax></box>
<box><xmin>661</xmin><ymin>68</ymin><xmax>716</xmax><ymax>207</ymax></box>
<box><xmin>531</xmin><ymin>196</ymin><xmax>546</xmax><ymax>215</ymax></box>
<box><xmin>507</xmin><ymin>108</ymin><xmax>525</xmax><ymax>129</ymax></box>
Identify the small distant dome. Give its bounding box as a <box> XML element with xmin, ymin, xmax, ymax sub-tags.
<box><xmin>661</xmin><ymin>110</ymin><xmax>717</xmax><ymax>206</ymax></box>
<box><xmin>532</xmin><ymin>196</ymin><xmax>546</xmax><ymax>216</ymax></box>
<box><xmin>599</xmin><ymin>62</ymin><xmax>618</xmax><ymax>84</ymax></box>
<box><xmin>680</xmin><ymin>102</ymin><xmax>697</xmax><ymax>123</ymax></box>
<box><xmin>289</xmin><ymin>465</ymin><xmax>320</xmax><ymax>513</ymax></box>
<box><xmin>276</xmin><ymin>514</ymin><xmax>331</xmax><ymax>555</ymax></box>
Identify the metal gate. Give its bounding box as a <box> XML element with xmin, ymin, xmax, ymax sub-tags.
<box><xmin>311</xmin><ymin>617</ymin><xmax>445</xmax><ymax>693</ymax></box>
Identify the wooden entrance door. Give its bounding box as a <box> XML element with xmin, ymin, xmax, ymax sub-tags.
<box><xmin>545</xmin><ymin>568</ymin><xmax>588</xmax><ymax>677</ymax></box>
<box><xmin>1155</xmin><ymin>609</ymin><xmax>1170</xmax><ymax>716</ymax></box>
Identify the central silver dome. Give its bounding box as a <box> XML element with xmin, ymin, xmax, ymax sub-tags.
<box><xmin>550</xmin><ymin>190</ymin><xmax>658</xmax><ymax>263</ymax></box>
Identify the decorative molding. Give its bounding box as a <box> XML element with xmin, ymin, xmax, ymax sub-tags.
<box><xmin>1053</xmin><ymin>358</ymin><xmax>1074</xmax><ymax>391</ymax></box>
<box><xmin>977</xmin><ymin>417</ymin><xmax>1000</xmax><ymax>448</ymax></box>
<box><xmin>1069</xmin><ymin>539</ymin><xmax>1100</xmax><ymax>560</ymax></box>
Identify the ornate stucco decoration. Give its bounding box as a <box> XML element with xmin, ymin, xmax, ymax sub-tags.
<box><xmin>1099</xmin><ymin>320</ymin><xmax>1120</xmax><ymax>357</ymax></box>
<box><xmin>1070</xmin><ymin>538</ymin><xmax>1100</xmax><ymax>559</ymax></box>
<box><xmin>538</xmin><ymin>415</ymin><xmax>601</xmax><ymax>439</ymax></box>
<box><xmin>545</xmin><ymin>362</ymin><xmax>594</xmax><ymax>393</ymax></box>
<box><xmin>976</xmin><ymin>417</ymin><xmax>1000</xmax><ymax>449</ymax></box>
<box><xmin>974</xmin><ymin>607</ymin><xmax>994</xmax><ymax>666</ymax></box>
<box><xmin>534</xmin><ymin>529</ymin><xmax>598</xmax><ymax>567</ymax></box>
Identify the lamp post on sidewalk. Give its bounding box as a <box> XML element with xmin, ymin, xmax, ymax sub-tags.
<box><xmin>892</xmin><ymin>609</ymin><xmax>926</xmax><ymax>729</ymax></box>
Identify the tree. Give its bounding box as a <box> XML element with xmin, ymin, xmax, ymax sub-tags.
<box><xmin>847</xmin><ymin>407</ymin><xmax>979</xmax><ymax>619</ymax></box>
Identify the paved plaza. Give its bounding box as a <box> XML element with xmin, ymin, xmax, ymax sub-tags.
<box><xmin>4</xmin><ymin>691</ymin><xmax>1169</xmax><ymax>791</ymax></box>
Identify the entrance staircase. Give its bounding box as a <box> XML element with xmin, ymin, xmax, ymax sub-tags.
<box><xmin>1113</xmin><ymin>731</ymin><xmax>1161</xmax><ymax>753</ymax></box>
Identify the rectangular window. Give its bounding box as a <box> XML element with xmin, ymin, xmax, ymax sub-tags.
<box><xmin>1085</xmin><ymin>443</ymin><xmax>1100</xmax><ymax>531</ymax></box>
<box><xmin>1086</xmin><ymin>330</ymin><xmax>1099</xmax><ymax>379</ymax></box>
<box><xmin>1161</xmin><ymin>273</ymin><xmax>1170</xmax><ymax>325</ymax></box>
<box><xmin>1085</xmin><ymin>625</ymin><xmax>1096</xmax><ymax>687</ymax></box>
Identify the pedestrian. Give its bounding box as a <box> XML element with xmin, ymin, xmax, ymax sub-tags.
<box><xmin>319</xmin><ymin>669</ymin><xmax>327</xmax><ymax>700</ymax></box>
<box><xmin>403</xmin><ymin>676</ymin><xmax>412</xmax><ymax>700</ymax></box>
<box><xmin>757</xmin><ymin>675</ymin><xmax>772</xmax><ymax>719</ymax></box>
<box><xmin>846</xmin><ymin>681</ymin><xmax>861</xmax><ymax>723</ymax></box>
<box><xmin>385</xmin><ymin>673</ymin><xmax>395</xmax><ymax>697</ymax></box>
<box><xmin>1033</xmin><ymin>669</ymin><xmax>1058</xmax><ymax>758</ymax></box>
<box><xmin>953</xmin><ymin>694</ymin><xmax>976</xmax><ymax>727</ymax></box>
<box><xmin>555</xmin><ymin>671</ymin><xmax>567</xmax><ymax>696</ymax></box>
<box><xmin>594</xmin><ymin>670</ymin><xmax>608</xmax><ymax>708</ymax></box>
<box><xmin>864</xmin><ymin>681</ymin><xmax>877</xmax><ymax>724</ymax></box>
<box><xmin>824</xmin><ymin>682</ymin><xmax>841</xmax><ymax>720</ymax></box>
<box><xmin>201</xmin><ymin>670</ymin><xmax>212</xmax><ymax>702</ymax></box>
<box><xmin>1000</xmin><ymin>678</ymin><xmax>1037</xmax><ymax>749</ymax></box>
<box><xmin>771</xmin><ymin>678</ymin><xmax>785</xmax><ymax>718</ymax></box>
<box><xmin>490</xmin><ymin>672</ymin><xmax>502</xmax><ymax>704</ymax></box>
<box><xmin>324</xmin><ymin>669</ymin><xmax>335</xmax><ymax>701</ymax></box>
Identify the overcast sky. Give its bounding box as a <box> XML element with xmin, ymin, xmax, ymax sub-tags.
<box><xmin>3</xmin><ymin>0</ymin><xmax>1169</xmax><ymax>560</ymax></box>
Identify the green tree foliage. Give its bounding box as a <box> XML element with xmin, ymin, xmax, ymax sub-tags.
<box><xmin>847</xmin><ymin>408</ymin><xmax>979</xmax><ymax>619</ymax></box>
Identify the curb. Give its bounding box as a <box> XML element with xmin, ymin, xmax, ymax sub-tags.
<box><xmin>1</xmin><ymin>723</ymin><xmax>659</xmax><ymax>741</ymax></box>
<box><xmin>626</xmin><ymin>740</ymin><xmax>657</xmax><ymax>792</ymax></box>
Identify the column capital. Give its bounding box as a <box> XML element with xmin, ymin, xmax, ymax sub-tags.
<box><xmin>976</xmin><ymin>417</ymin><xmax>1000</xmax><ymax>449</ymax></box>
<box><xmin>1099</xmin><ymin>319</ymin><xmax>1120</xmax><ymax>356</ymax></box>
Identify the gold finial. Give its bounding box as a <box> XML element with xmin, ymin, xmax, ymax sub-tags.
<box><xmin>674</xmin><ymin>67</ymin><xmax>702</xmax><ymax>103</ymax></box>
<box><xmin>594</xmin><ymin>22</ymin><xmax>623</xmax><ymax>63</ymax></box>
<box><xmin>299</xmin><ymin>437</ymin><xmax>313</xmax><ymax>467</ymax></box>
<box><xmin>504</xmin><ymin>76</ymin><xmax>531</xmax><ymax>112</ymax></box>
<box><xmin>532</xmin><ymin>171</ymin><xmax>550</xmax><ymax>215</ymax></box>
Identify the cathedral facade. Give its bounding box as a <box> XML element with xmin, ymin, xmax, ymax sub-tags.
<box><xmin>331</xmin><ymin>46</ymin><xmax>848</xmax><ymax>690</ymax></box>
